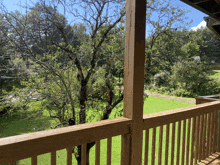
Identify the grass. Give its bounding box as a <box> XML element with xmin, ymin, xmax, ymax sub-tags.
<box><xmin>0</xmin><ymin>96</ymin><xmax>195</xmax><ymax>165</ymax></box>
<box><xmin>209</xmin><ymin>70</ymin><xmax>220</xmax><ymax>79</ymax></box>
<box><xmin>208</xmin><ymin>62</ymin><xmax>220</xmax><ymax>79</ymax></box>
<box><xmin>145</xmin><ymin>88</ymin><xmax>196</xmax><ymax>100</ymax></box>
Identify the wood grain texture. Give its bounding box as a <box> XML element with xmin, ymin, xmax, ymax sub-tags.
<box><xmin>194</xmin><ymin>116</ymin><xmax>200</xmax><ymax>164</ymax></box>
<box><xmin>143</xmin><ymin>101</ymin><xmax>220</xmax><ymax>129</ymax></box>
<box><xmin>171</xmin><ymin>122</ymin><xmax>176</xmax><ymax>165</ymax></box>
<box><xmin>181</xmin><ymin>119</ymin><xmax>186</xmax><ymax>165</ymax></box>
<box><xmin>208</xmin><ymin>112</ymin><xmax>213</xmax><ymax>155</ymax></box>
<box><xmin>151</xmin><ymin>127</ymin><xmax>156</xmax><ymax>165</ymax></box>
<box><xmin>31</xmin><ymin>156</ymin><xmax>37</xmax><ymax>165</ymax></box>
<box><xmin>218</xmin><ymin>111</ymin><xmax>220</xmax><ymax>151</ymax></box>
<box><xmin>213</xmin><ymin>111</ymin><xmax>217</xmax><ymax>153</ymax></box>
<box><xmin>81</xmin><ymin>144</ymin><xmax>87</xmax><ymax>165</ymax></box>
<box><xmin>186</xmin><ymin>118</ymin><xmax>191</xmax><ymax>165</ymax></box>
<box><xmin>121</xmin><ymin>133</ymin><xmax>131</xmax><ymax>165</ymax></box>
<box><xmin>158</xmin><ymin>126</ymin><xmax>163</xmax><ymax>165</ymax></box>
<box><xmin>207</xmin><ymin>113</ymin><xmax>211</xmax><ymax>158</ymax></box>
<box><xmin>198</xmin><ymin>152</ymin><xmax>220</xmax><ymax>165</ymax></box>
<box><xmin>9</xmin><ymin>161</ymin><xmax>16</xmax><ymax>165</ymax></box>
<box><xmin>176</xmin><ymin>121</ymin><xmax>181</xmax><ymax>165</ymax></box>
<box><xmin>165</xmin><ymin>124</ymin><xmax>169</xmax><ymax>165</ymax></box>
<box><xmin>51</xmin><ymin>151</ymin><xmax>56</xmax><ymax>165</ymax></box>
<box><xmin>202</xmin><ymin>114</ymin><xmax>207</xmax><ymax>160</ymax></box>
<box><xmin>0</xmin><ymin>117</ymin><xmax>131</xmax><ymax>164</ymax></box>
<box><xmin>209</xmin><ymin>112</ymin><xmax>214</xmax><ymax>154</ymax></box>
<box><xmin>107</xmin><ymin>138</ymin><xmax>112</xmax><ymax>165</ymax></box>
<box><xmin>123</xmin><ymin>0</ymin><xmax>146</xmax><ymax>164</ymax></box>
<box><xmin>198</xmin><ymin>115</ymin><xmax>203</xmax><ymax>161</ymax></box>
<box><xmin>95</xmin><ymin>140</ymin><xmax>100</xmax><ymax>165</ymax></box>
<box><xmin>190</xmin><ymin>117</ymin><xmax>196</xmax><ymax>165</ymax></box>
<box><xmin>66</xmin><ymin>148</ymin><xmax>72</xmax><ymax>165</ymax></box>
<box><xmin>144</xmin><ymin>129</ymin><xmax>149</xmax><ymax>165</ymax></box>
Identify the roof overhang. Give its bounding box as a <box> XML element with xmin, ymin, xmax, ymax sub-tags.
<box><xmin>180</xmin><ymin>0</ymin><xmax>220</xmax><ymax>21</ymax></box>
<box><xmin>180</xmin><ymin>0</ymin><xmax>220</xmax><ymax>37</ymax></box>
<box><xmin>204</xmin><ymin>16</ymin><xmax>220</xmax><ymax>38</ymax></box>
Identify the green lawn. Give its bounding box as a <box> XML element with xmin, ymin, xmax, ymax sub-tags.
<box><xmin>0</xmin><ymin>96</ymin><xmax>195</xmax><ymax>165</ymax></box>
<box><xmin>209</xmin><ymin>69</ymin><xmax>220</xmax><ymax>79</ymax></box>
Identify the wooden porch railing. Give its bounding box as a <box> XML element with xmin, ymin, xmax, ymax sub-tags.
<box><xmin>1</xmin><ymin>101</ymin><xmax>220</xmax><ymax>165</ymax></box>
<box><xmin>143</xmin><ymin>100</ymin><xmax>220</xmax><ymax>165</ymax></box>
<box><xmin>0</xmin><ymin>117</ymin><xmax>132</xmax><ymax>165</ymax></box>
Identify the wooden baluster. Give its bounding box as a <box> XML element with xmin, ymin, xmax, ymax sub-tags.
<box><xmin>196</xmin><ymin>115</ymin><xmax>201</xmax><ymax>163</ymax></box>
<box><xmin>198</xmin><ymin>115</ymin><xmax>203</xmax><ymax>162</ymax></box>
<box><xmin>10</xmin><ymin>161</ymin><xmax>16</xmax><ymax>165</ymax></box>
<box><xmin>107</xmin><ymin>138</ymin><xmax>112</xmax><ymax>165</ymax></box>
<box><xmin>176</xmin><ymin>121</ymin><xmax>181</xmax><ymax>165</ymax></box>
<box><xmin>151</xmin><ymin>127</ymin><xmax>156</xmax><ymax>165</ymax></box>
<box><xmin>218</xmin><ymin>111</ymin><xmax>220</xmax><ymax>151</ymax></box>
<box><xmin>121</xmin><ymin>133</ymin><xmax>131</xmax><ymax>165</ymax></box>
<box><xmin>95</xmin><ymin>140</ymin><xmax>100</xmax><ymax>165</ymax></box>
<box><xmin>158</xmin><ymin>125</ymin><xmax>163</xmax><ymax>165</ymax></box>
<box><xmin>165</xmin><ymin>124</ymin><xmax>169</xmax><ymax>165</ymax></box>
<box><xmin>144</xmin><ymin>128</ymin><xmax>149</xmax><ymax>165</ymax></box>
<box><xmin>186</xmin><ymin>118</ymin><xmax>191</xmax><ymax>165</ymax></box>
<box><xmin>194</xmin><ymin>116</ymin><xmax>200</xmax><ymax>165</ymax></box>
<box><xmin>190</xmin><ymin>117</ymin><xmax>196</xmax><ymax>165</ymax></box>
<box><xmin>209</xmin><ymin>112</ymin><xmax>214</xmax><ymax>154</ymax></box>
<box><xmin>171</xmin><ymin>122</ymin><xmax>176</xmax><ymax>165</ymax></box>
<box><xmin>202</xmin><ymin>114</ymin><xmax>207</xmax><ymax>160</ymax></box>
<box><xmin>206</xmin><ymin>113</ymin><xmax>211</xmax><ymax>158</ymax></box>
<box><xmin>51</xmin><ymin>151</ymin><xmax>56</xmax><ymax>165</ymax></box>
<box><xmin>81</xmin><ymin>144</ymin><xmax>87</xmax><ymax>165</ymax></box>
<box><xmin>66</xmin><ymin>147</ymin><xmax>72</xmax><ymax>165</ymax></box>
<box><xmin>208</xmin><ymin>112</ymin><xmax>214</xmax><ymax>155</ymax></box>
<box><xmin>181</xmin><ymin>119</ymin><xmax>186</xmax><ymax>165</ymax></box>
<box><xmin>31</xmin><ymin>155</ymin><xmax>37</xmax><ymax>165</ymax></box>
<box><xmin>213</xmin><ymin>111</ymin><xmax>217</xmax><ymax>153</ymax></box>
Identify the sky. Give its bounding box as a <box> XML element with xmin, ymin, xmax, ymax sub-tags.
<box><xmin>1</xmin><ymin>0</ymin><xmax>208</xmax><ymax>37</ymax></box>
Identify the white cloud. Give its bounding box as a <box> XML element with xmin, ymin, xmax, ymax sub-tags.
<box><xmin>190</xmin><ymin>21</ymin><xmax>206</xmax><ymax>31</ymax></box>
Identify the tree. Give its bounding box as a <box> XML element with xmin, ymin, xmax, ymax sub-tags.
<box><xmin>169</xmin><ymin>60</ymin><xmax>220</xmax><ymax>97</ymax></box>
<box><xmin>144</xmin><ymin>0</ymin><xmax>192</xmax><ymax>83</ymax></box>
<box><xmin>151</xmin><ymin>28</ymin><xmax>201</xmax><ymax>73</ymax></box>
<box><xmin>189</xmin><ymin>27</ymin><xmax>220</xmax><ymax>69</ymax></box>
<box><xmin>0</xmin><ymin>13</ymin><xmax>30</xmax><ymax>116</ymax></box>
<box><xmin>0</xmin><ymin>0</ymin><xmax>125</xmax><ymax>164</ymax></box>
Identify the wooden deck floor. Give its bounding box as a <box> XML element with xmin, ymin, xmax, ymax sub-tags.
<box><xmin>198</xmin><ymin>152</ymin><xmax>220</xmax><ymax>165</ymax></box>
<box><xmin>209</xmin><ymin>159</ymin><xmax>220</xmax><ymax>165</ymax></box>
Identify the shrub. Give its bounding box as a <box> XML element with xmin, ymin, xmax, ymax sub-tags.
<box><xmin>146</xmin><ymin>60</ymin><xmax>220</xmax><ymax>97</ymax></box>
<box><xmin>170</xmin><ymin>60</ymin><xmax>220</xmax><ymax>97</ymax></box>
<box><xmin>153</xmin><ymin>71</ymin><xmax>170</xmax><ymax>87</ymax></box>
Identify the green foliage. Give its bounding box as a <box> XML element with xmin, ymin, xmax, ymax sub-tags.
<box><xmin>153</xmin><ymin>71</ymin><xmax>170</xmax><ymax>87</ymax></box>
<box><xmin>149</xmin><ymin>60</ymin><xmax>220</xmax><ymax>97</ymax></box>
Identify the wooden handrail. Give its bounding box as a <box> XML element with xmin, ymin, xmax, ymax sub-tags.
<box><xmin>143</xmin><ymin>100</ymin><xmax>220</xmax><ymax>129</ymax></box>
<box><xmin>142</xmin><ymin>100</ymin><xmax>220</xmax><ymax>164</ymax></box>
<box><xmin>0</xmin><ymin>117</ymin><xmax>131</xmax><ymax>164</ymax></box>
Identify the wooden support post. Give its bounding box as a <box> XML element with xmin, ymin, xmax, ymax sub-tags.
<box><xmin>121</xmin><ymin>0</ymin><xmax>146</xmax><ymax>164</ymax></box>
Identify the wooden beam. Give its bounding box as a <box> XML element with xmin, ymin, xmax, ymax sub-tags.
<box><xmin>122</xmin><ymin>0</ymin><xmax>146</xmax><ymax>164</ymax></box>
<box><xmin>180</xmin><ymin>0</ymin><xmax>220</xmax><ymax>21</ymax></box>
<box><xmin>193</xmin><ymin>0</ymin><xmax>210</xmax><ymax>5</ymax></box>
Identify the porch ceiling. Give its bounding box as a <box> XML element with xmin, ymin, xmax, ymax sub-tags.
<box><xmin>180</xmin><ymin>0</ymin><xmax>220</xmax><ymax>37</ymax></box>
<box><xmin>180</xmin><ymin>0</ymin><xmax>220</xmax><ymax>21</ymax></box>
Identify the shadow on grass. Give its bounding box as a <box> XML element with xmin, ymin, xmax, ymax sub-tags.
<box><xmin>0</xmin><ymin>104</ymin><xmax>53</xmax><ymax>138</ymax></box>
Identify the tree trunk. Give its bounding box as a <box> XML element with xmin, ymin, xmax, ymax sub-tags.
<box><xmin>74</xmin><ymin>142</ymin><xmax>95</xmax><ymax>165</ymax></box>
<box><xmin>145</xmin><ymin>52</ymin><xmax>152</xmax><ymax>84</ymax></box>
<box><xmin>79</xmin><ymin>80</ymin><xmax>87</xmax><ymax>124</ymax></box>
